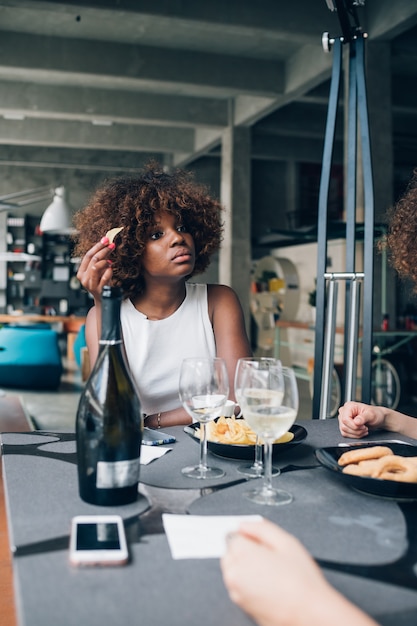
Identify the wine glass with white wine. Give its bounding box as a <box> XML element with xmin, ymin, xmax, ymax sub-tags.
<box><xmin>234</xmin><ymin>357</ymin><xmax>282</xmax><ymax>478</ymax></box>
<box><xmin>239</xmin><ymin>363</ymin><xmax>298</xmax><ymax>505</ymax></box>
<box><xmin>179</xmin><ymin>357</ymin><xmax>229</xmax><ymax>479</ymax></box>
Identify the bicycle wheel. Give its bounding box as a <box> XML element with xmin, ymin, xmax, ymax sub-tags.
<box><xmin>309</xmin><ymin>367</ymin><xmax>341</xmax><ymax>418</ymax></box>
<box><xmin>371</xmin><ymin>358</ymin><xmax>401</xmax><ymax>409</ymax></box>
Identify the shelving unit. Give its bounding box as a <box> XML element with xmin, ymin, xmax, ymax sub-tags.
<box><xmin>1</xmin><ymin>215</ymin><xmax>90</xmax><ymax>315</ymax></box>
<box><xmin>5</xmin><ymin>215</ymin><xmax>42</xmax><ymax>312</ymax></box>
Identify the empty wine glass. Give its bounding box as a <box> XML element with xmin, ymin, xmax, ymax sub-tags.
<box><xmin>234</xmin><ymin>357</ymin><xmax>281</xmax><ymax>478</ymax></box>
<box><xmin>239</xmin><ymin>364</ymin><xmax>299</xmax><ymax>505</ymax></box>
<box><xmin>179</xmin><ymin>357</ymin><xmax>229</xmax><ymax>479</ymax></box>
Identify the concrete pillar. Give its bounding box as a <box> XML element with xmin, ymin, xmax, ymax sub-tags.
<box><xmin>220</xmin><ymin>126</ymin><xmax>251</xmax><ymax>332</ymax></box>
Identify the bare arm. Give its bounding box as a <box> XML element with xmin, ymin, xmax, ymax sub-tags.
<box><xmin>221</xmin><ymin>519</ymin><xmax>378</xmax><ymax>626</ymax></box>
<box><xmin>84</xmin><ymin>305</ymin><xmax>100</xmax><ymax>367</ymax></box>
<box><xmin>208</xmin><ymin>284</ymin><xmax>252</xmax><ymax>403</ymax></box>
<box><xmin>338</xmin><ymin>401</ymin><xmax>417</xmax><ymax>440</ymax></box>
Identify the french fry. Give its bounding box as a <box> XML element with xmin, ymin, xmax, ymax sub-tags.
<box><xmin>195</xmin><ymin>416</ymin><xmax>294</xmax><ymax>445</ymax></box>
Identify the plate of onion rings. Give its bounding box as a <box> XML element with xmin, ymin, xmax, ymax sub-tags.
<box><xmin>184</xmin><ymin>416</ymin><xmax>307</xmax><ymax>460</ymax></box>
<box><xmin>315</xmin><ymin>442</ymin><xmax>417</xmax><ymax>500</ymax></box>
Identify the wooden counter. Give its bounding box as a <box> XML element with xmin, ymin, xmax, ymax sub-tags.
<box><xmin>0</xmin><ymin>314</ymin><xmax>84</xmax><ymax>327</ymax></box>
<box><xmin>0</xmin><ymin>396</ymin><xmax>33</xmax><ymax>626</ymax></box>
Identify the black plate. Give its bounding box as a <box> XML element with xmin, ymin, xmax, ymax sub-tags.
<box><xmin>184</xmin><ymin>422</ymin><xmax>307</xmax><ymax>460</ymax></box>
<box><xmin>315</xmin><ymin>443</ymin><xmax>417</xmax><ymax>500</ymax></box>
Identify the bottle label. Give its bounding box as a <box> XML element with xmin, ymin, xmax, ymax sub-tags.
<box><xmin>96</xmin><ymin>458</ymin><xmax>140</xmax><ymax>489</ymax></box>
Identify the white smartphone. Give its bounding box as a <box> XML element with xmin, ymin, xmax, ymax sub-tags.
<box><xmin>69</xmin><ymin>515</ymin><xmax>128</xmax><ymax>566</ymax></box>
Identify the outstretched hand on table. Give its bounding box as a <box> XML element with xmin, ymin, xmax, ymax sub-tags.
<box><xmin>338</xmin><ymin>401</ymin><xmax>417</xmax><ymax>440</ymax></box>
<box><xmin>220</xmin><ymin>518</ymin><xmax>377</xmax><ymax>626</ymax></box>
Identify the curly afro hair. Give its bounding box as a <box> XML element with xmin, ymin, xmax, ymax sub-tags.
<box><xmin>73</xmin><ymin>162</ymin><xmax>224</xmax><ymax>299</ymax></box>
<box><xmin>386</xmin><ymin>168</ymin><xmax>417</xmax><ymax>289</ymax></box>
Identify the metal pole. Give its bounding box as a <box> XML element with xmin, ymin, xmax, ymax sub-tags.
<box><xmin>322</xmin><ymin>272</ymin><xmax>364</xmax><ymax>413</ymax></box>
<box><xmin>344</xmin><ymin>277</ymin><xmax>361</xmax><ymax>401</ymax></box>
<box><xmin>320</xmin><ymin>278</ymin><xmax>338</xmax><ymax>419</ymax></box>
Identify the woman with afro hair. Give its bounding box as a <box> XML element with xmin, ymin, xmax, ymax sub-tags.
<box><xmin>74</xmin><ymin>161</ymin><xmax>251</xmax><ymax>428</ymax></box>
<box><xmin>339</xmin><ymin>168</ymin><xmax>417</xmax><ymax>440</ymax></box>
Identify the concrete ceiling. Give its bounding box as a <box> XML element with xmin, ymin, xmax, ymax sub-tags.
<box><xmin>0</xmin><ymin>0</ymin><xmax>416</xmax><ymax>174</ymax></box>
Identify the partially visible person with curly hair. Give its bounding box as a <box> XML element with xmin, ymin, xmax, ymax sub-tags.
<box><xmin>386</xmin><ymin>168</ymin><xmax>417</xmax><ymax>286</ymax></box>
<box><xmin>339</xmin><ymin>168</ymin><xmax>417</xmax><ymax>441</ymax></box>
<box><xmin>74</xmin><ymin>161</ymin><xmax>251</xmax><ymax>428</ymax></box>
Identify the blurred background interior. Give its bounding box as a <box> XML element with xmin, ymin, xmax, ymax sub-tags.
<box><xmin>0</xmin><ymin>1</ymin><xmax>417</xmax><ymax>429</ymax></box>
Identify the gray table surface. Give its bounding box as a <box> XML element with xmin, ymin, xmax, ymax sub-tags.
<box><xmin>2</xmin><ymin>419</ymin><xmax>417</xmax><ymax>626</ymax></box>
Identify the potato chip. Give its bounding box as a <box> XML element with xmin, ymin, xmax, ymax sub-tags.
<box><xmin>195</xmin><ymin>416</ymin><xmax>294</xmax><ymax>445</ymax></box>
<box><xmin>105</xmin><ymin>226</ymin><xmax>124</xmax><ymax>243</ymax></box>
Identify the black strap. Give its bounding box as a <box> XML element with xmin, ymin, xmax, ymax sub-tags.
<box><xmin>313</xmin><ymin>38</ymin><xmax>342</xmax><ymax>419</ymax></box>
<box><xmin>313</xmin><ymin>33</ymin><xmax>374</xmax><ymax>417</ymax></box>
<box><xmin>356</xmin><ymin>35</ymin><xmax>374</xmax><ymax>404</ymax></box>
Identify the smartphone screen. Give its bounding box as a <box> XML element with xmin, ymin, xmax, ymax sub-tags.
<box><xmin>70</xmin><ymin>515</ymin><xmax>128</xmax><ymax>566</ymax></box>
<box><xmin>76</xmin><ymin>521</ymin><xmax>121</xmax><ymax>551</ymax></box>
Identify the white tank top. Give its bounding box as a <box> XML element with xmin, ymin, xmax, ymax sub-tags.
<box><xmin>120</xmin><ymin>282</ymin><xmax>216</xmax><ymax>415</ymax></box>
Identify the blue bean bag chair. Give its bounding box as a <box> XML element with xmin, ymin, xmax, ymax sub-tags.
<box><xmin>0</xmin><ymin>324</ymin><xmax>63</xmax><ymax>390</ymax></box>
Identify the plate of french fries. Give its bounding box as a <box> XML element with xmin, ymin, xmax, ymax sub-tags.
<box><xmin>184</xmin><ymin>416</ymin><xmax>307</xmax><ymax>460</ymax></box>
<box><xmin>315</xmin><ymin>443</ymin><xmax>417</xmax><ymax>500</ymax></box>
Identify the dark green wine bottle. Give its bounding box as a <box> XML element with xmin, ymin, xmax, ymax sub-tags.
<box><xmin>76</xmin><ymin>285</ymin><xmax>143</xmax><ymax>506</ymax></box>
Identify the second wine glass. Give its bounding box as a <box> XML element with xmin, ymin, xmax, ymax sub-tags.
<box><xmin>179</xmin><ymin>357</ymin><xmax>229</xmax><ymax>479</ymax></box>
<box><xmin>234</xmin><ymin>357</ymin><xmax>282</xmax><ymax>478</ymax></box>
<box><xmin>239</xmin><ymin>364</ymin><xmax>299</xmax><ymax>505</ymax></box>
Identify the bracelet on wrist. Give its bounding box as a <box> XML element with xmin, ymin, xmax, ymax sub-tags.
<box><xmin>143</xmin><ymin>412</ymin><xmax>162</xmax><ymax>428</ymax></box>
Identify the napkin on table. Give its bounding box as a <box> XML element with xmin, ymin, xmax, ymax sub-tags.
<box><xmin>162</xmin><ymin>513</ymin><xmax>263</xmax><ymax>559</ymax></box>
<box><xmin>140</xmin><ymin>445</ymin><xmax>172</xmax><ymax>465</ymax></box>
